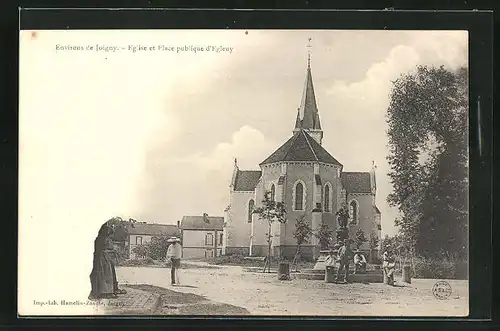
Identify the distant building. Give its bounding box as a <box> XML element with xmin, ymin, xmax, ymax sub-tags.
<box><xmin>127</xmin><ymin>222</ymin><xmax>180</xmax><ymax>259</ymax></box>
<box><xmin>223</xmin><ymin>58</ymin><xmax>382</xmax><ymax>260</ymax></box>
<box><xmin>180</xmin><ymin>214</ymin><xmax>224</xmax><ymax>259</ymax></box>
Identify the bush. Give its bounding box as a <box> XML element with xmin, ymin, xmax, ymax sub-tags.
<box><xmin>212</xmin><ymin>254</ymin><xmax>247</xmax><ymax>265</ymax></box>
<box><xmin>410</xmin><ymin>256</ymin><xmax>468</xmax><ymax>280</ymax></box>
<box><xmin>118</xmin><ymin>257</ymin><xmax>156</xmax><ymax>267</ymax></box>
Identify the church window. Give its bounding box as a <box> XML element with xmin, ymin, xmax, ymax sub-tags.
<box><xmin>349</xmin><ymin>200</ymin><xmax>359</xmax><ymax>224</ymax></box>
<box><xmin>219</xmin><ymin>233</ymin><xmax>223</xmax><ymax>245</ymax></box>
<box><xmin>294</xmin><ymin>182</ymin><xmax>304</xmax><ymax>211</ymax></box>
<box><xmin>270</xmin><ymin>184</ymin><xmax>276</xmax><ymax>202</ymax></box>
<box><xmin>324</xmin><ymin>184</ymin><xmax>330</xmax><ymax>212</ymax></box>
<box><xmin>248</xmin><ymin>199</ymin><xmax>255</xmax><ymax>223</ymax></box>
<box><xmin>205</xmin><ymin>233</ymin><xmax>214</xmax><ymax>246</ymax></box>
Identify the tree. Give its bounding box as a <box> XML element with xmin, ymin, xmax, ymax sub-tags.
<box><xmin>354</xmin><ymin>228</ymin><xmax>368</xmax><ymax>250</ymax></box>
<box><xmin>369</xmin><ymin>232</ymin><xmax>380</xmax><ymax>263</ymax></box>
<box><xmin>145</xmin><ymin>235</ymin><xmax>172</xmax><ymax>261</ymax></box>
<box><xmin>314</xmin><ymin>220</ymin><xmax>334</xmax><ymax>251</ymax></box>
<box><xmin>132</xmin><ymin>244</ymin><xmax>149</xmax><ymax>259</ymax></box>
<box><xmin>291</xmin><ymin>215</ymin><xmax>312</xmax><ymax>271</ymax></box>
<box><xmin>252</xmin><ymin>190</ymin><xmax>287</xmax><ymax>272</ymax></box>
<box><xmin>386</xmin><ymin>65</ymin><xmax>468</xmax><ymax>259</ymax></box>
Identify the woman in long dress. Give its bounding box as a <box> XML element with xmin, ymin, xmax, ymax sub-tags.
<box><xmin>88</xmin><ymin>222</ymin><xmax>127</xmax><ymax>299</ymax></box>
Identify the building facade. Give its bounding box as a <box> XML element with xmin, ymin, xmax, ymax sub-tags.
<box><xmin>223</xmin><ymin>59</ymin><xmax>382</xmax><ymax>260</ymax></box>
<box><xmin>180</xmin><ymin>214</ymin><xmax>224</xmax><ymax>259</ymax></box>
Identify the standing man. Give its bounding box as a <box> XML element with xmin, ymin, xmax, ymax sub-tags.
<box><xmin>166</xmin><ymin>237</ymin><xmax>182</xmax><ymax>286</ymax></box>
<box><xmin>382</xmin><ymin>245</ymin><xmax>396</xmax><ymax>286</ymax></box>
<box><xmin>335</xmin><ymin>239</ymin><xmax>353</xmax><ymax>283</ymax></box>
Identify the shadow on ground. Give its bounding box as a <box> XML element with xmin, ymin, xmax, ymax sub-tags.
<box><xmin>125</xmin><ymin>284</ymin><xmax>250</xmax><ymax>315</ymax></box>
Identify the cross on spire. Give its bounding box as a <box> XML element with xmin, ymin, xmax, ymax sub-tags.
<box><xmin>307</xmin><ymin>37</ymin><xmax>312</xmax><ymax>68</ymax></box>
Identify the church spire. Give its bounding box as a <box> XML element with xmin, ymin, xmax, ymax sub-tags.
<box><xmin>293</xmin><ymin>37</ymin><xmax>323</xmax><ymax>145</ymax></box>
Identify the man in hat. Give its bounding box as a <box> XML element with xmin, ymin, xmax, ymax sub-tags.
<box><xmin>335</xmin><ymin>239</ymin><xmax>353</xmax><ymax>283</ymax></box>
<box><xmin>166</xmin><ymin>237</ymin><xmax>183</xmax><ymax>285</ymax></box>
<box><xmin>382</xmin><ymin>245</ymin><xmax>396</xmax><ymax>286</ymax></box>
<box><xmin>353</xmin><ymin>250</ymin><xmax>367</xmax><ymax>274</ymax></box>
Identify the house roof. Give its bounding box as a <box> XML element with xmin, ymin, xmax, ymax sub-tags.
<box><xmin>127</xmin><ymin>222</ymin><xmax>180</xmax><ymax>236</ymax></box>
<box><xmin>260</xmin><ymin>129</ymin><xmax>342</xmax><ymax>166</ymax></box>
<box><xmin>233</xmin><ymin>170</ymin><xmax>262</xmax><ymax>191</ymax></box>
<box><xmin>180</xmin><ymin>215</ymin><xmax>224</xmax><ymax>230</ymax></box>
<box><xmin>341</xmin><ymin>172</ymin><xmax>372</xmax><ymax>194</ymax></box>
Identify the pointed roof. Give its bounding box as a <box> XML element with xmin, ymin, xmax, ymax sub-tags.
<box><xmin>260</xmin><ymin>129</ymin><xmax>342</xmax><ymax>166</ymax></box>
<box><xmin>295</xmin><ymin>65</ymin><xmax>321</xmax><ymax>130</ymax></box>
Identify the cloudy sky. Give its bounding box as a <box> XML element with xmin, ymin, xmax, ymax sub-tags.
<box><xmin>18</xmin><ymin>29</ymin><xmax>467</xmax><ymax>311</ymax></box>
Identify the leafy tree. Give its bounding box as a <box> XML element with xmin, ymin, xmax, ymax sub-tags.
<box><xmin>145</xmin><ymin>235</ymin><xmax>172</xmax><ymax>261</ymax></box>
<box><xmin>252</xmin><ymin>191</ymin><xmax>287</xmax><ymax>272</ymax></box>
<box><xmin>386</xmin><ymin>65</ymin><xmax>468</xmax><ymax>259</ymax></box>
<box><xmin>314</xmin><ymin>220</ymin><xmax>334</xmax><ymax>250</ymax></box>
<box><xmin>354</xmin><ymin>228</ymin><xmax>368</xmax><ymax>250</ymax></box>
<box><xmin>132</xmin><ymin>244</ymin><xmax>149</xmax><ymax>259</ymax></box>
<box><xmin>369</xmin><ymin>232</ymin><xmax>380</xmax><ymax>250</ymax></box>
<box><xmin>291</xmin><ymin>215</ymin><xmax>312</xmax><ymax>270</ymax></box>
<box><xmin>368</xmin><ymin>232</ymin><xmax>380</xmax><ymax>263</ymax></box>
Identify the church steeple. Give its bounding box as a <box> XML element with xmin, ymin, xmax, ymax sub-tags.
<box><xmin>293</xmin><ymin>38</ymin><xmax>323</xmax><ymax>145</ymax></box>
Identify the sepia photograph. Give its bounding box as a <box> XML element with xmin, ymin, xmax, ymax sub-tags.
<box><xmin>18</xmin><ymin>29</ymin><xmax>468</xmax><ymax>317</ymax></box>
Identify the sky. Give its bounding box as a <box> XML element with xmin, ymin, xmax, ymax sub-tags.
<box><xmin>18</xmin><ymin>30</ymin><xmax>467</xmax><ymax>313</ymax></box>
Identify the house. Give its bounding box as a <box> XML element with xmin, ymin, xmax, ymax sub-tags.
<box><xmin>180</xmin><ymin>214</ymin><xmax>224</xmax><ymax>259</ymax></box>
<box><xmin>223</xmin><ymin>55</ymin><xmax>382</xmax><ymax>260</ymax></box>
<box><xmin>127</xmin><ymin>222</ymin><xmax>180</xmax><ymax>259</ymax></box>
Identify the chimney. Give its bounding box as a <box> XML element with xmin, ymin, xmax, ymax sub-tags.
<box><xmin>203</xmin><ymin>213</ymin><xmax>210</xmax><ymax>223</ymax></box>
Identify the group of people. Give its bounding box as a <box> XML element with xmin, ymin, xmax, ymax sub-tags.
<box><xmin>89</xmin><ymin>220</ymin><xmax>184</xmax><ymax>300</ymax></box>
<box><xmin>325</xmin><ymin>239</ymin><xmax>367</xmax><ymax>283</ymax></box>
<box><xmin>324</xmin><ymin>239</ymin><xmax>395</xmax><ymax>285</ymax></box>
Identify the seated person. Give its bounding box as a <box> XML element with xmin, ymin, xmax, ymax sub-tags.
<box><xmin>325</xmin><ymin>249</ymin><xmax>338</xmax><ymax>268</ymax></box>
<box><xmin>353</xmin><ymin>251</ymin><xmax>367</xmax><ymax>274</ymax></box>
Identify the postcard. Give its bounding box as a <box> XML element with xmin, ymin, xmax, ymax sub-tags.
<box><xmin>18</xmin><ymin>29</ymin><xmax>469</xmax><ymax>317</ymax></box>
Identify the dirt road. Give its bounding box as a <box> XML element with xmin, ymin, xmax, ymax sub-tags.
<box><xmin>116</xmin><ymin>262</ymin><xmax>468</xmax><ymax>316</ymax></box>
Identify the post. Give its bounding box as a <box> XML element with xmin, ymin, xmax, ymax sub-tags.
<box><xmin>325</xmin><ymin>265</ymin><xmax>336</xmax><ymax>283</ymax></box>
<box><xmin>214</xmin><ymin>230</ymin><xmax>218</xmax><ymax>258</ymax></box>
<box><xmin>402</xmin><ymin>265</ymin><xmax>411</xmax><ymax>283</ymax></box>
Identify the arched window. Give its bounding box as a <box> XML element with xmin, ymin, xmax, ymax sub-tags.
<box><xmin>349</xmin><ymin>200</ymin><xmax>358</xmax><ymax>224</ymax></box>
<box><xmin>248</xmin><ymin>199</ymin><xmax>255</xmax><ymax>223</ymax></box>
<box><xmin>270</xmin><ymin>184</ymin><xmax>276</xmax><ymax>202</ymax></box>
<box><xmin>205</xmin><ymin>233</ymin><xmax>213</xmax><ymax>246</ymax></box>
<box><xmin>324</xmin><ymin>184</ymin><xmax>330</xmax><ymax>212</ymax></box>
<box><xmin>295</xmin><ymin>183</ymin><xmax>304</xmax><ymax>211</ymax></box>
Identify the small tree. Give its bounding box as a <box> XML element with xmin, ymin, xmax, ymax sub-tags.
<box><xmin>145</xmin><ymin>234</ymin><xmax>172</xmax><ymax>261</ymax></box>
<box><xmin>314</xmin><ymin>220</ymin><xmax>334</xmax><ymax>251</ymax></box>
<box><xmin>354</xmin><ymin>228</ymin><xmax>368</xmax><ymax>250</ymax></box>
<box><xmin>252</xmin><ymin>191</ymin><xmax>287</xmax><ymax>272</ymax></box>
<box><xmin>291</xmin><ymin>215</ymin><xmax>312</xmax><ymax>271</ymax></box>
<box><xmin>132</xmin><ymin>244</ymin><xmax>149</xmax><ymax>259</ymax></box>
<box><xmin>369</xmin><ymin>232</ymin><xmax>380</xmax><ymax>263</ymax></box>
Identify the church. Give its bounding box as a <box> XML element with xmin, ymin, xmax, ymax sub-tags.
<box><xmin>222</xmin><ymin>56</ymin><xmax>382</xmax><ymax>261</ymax></box>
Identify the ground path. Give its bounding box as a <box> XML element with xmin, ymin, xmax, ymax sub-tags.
<box><xmin>116</xmin><ymin>262</ymin><xmax>468</xmax><ymax>316</ymax></box>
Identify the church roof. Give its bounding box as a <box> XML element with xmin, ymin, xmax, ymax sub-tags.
<box><xmin>341</xmin><ymin>172</ymin><xmax>372</xmax><ymax>194</ymax></box>
<box><xmin>260</xmin><ymin>129</ymin><xmax>342</xmax><ymax>166</ymax></box>
<box><xmin>233</xmin><ymin>170</ymin><xmax>262</xmax><ymax>191</ymax></box>
<box><xmin>295</xmin><ymin>65</ymin><xmax>321</xmax><ymax>130</ymax></box>
<box><xmin>180</xmin><ymin>215</ymin><xmax>224</xmax><ymax>231</ymax></box>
